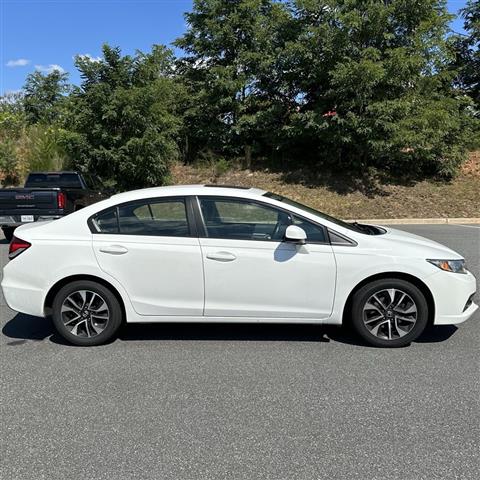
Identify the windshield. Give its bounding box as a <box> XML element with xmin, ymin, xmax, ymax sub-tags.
<box><xmin>263</xmin><ymin>192</ymin><xmax>362</xmax><ymax>232</ymax></box>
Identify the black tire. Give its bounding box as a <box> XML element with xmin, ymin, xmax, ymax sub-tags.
<box><xmin>2</xmin><ymin>226</ymin><xmax>15</xmax><ymax>242</ymax></box>
<box><xmin>52</xmin><ymin>280</ymin><xmax>123</xmax><ymax>346</ymax></box>
<box><xmin>351</xmin><ymin>278</ymin><xmax>428</xmax><ymax>348</ymax></box>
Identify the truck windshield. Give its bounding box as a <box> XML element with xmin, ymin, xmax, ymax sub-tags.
<box><xmin>25</xmin><ymin>173</ymin><xmax>82</xmax><ymax>189</ymax></box>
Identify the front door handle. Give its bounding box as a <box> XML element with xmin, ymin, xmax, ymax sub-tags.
<box><xmin>206</xmin><ymin>251</ymin><xmax>237</xmax><ymax>262</ymax></box>
<box><xmin>99</xmin><ymin>245</ymin><xmax>128</xmax><ymax>255</ymax></box>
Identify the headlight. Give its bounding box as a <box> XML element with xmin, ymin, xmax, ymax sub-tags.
<box><xmin>427</xmin><ymin>259</ymin><xmax>467</xmax><ymax>274</ymax></box>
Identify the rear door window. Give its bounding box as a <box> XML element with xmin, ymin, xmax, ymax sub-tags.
<box><xmin>91</xmin><ymin>198</ymin><xmax>190</xmax><ymax>237</ymax></box>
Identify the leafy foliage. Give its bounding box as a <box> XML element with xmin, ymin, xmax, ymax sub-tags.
<box><xmin>176</xmin><ymin>0</ymin><xmax>475</xmax><ymax>177</ymax></box>
<box><xmin>0</xmin><ymin>112</ymin><xmax>68</xmax><ymax>185</ymax></box>
<box><xmin>1</xmin><ymin>1</ymin><xmax>478</xmax><ymax>188</ymax></box>
<box><xmin>453</xmin><ymin>0</ymin><xmax>480</xmax><ymax>108</ymax></box>
<box><xmin>23</xmin><ymin>70</ymin><xmax>70</xmax><ymax>124</ymax></box>
<box><xmin>63</xmin><ymin>44</ymin><xmax>183</xmax><ymax>190</ymax></box>
<box><xmin>175</xmin><ymin>0</ymin><xmax>296</xmax><ymax>166</ymax></box>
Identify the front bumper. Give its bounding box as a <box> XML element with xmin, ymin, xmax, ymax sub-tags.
<box><xmin>435</xmin><ymin>301</ymin><xmax>478</xmax><ymax>325</ymax></box>
<box><xmin>426</xmin><ymin>269</ymin><xmax>478</xmax><ymax>325</ymax></box>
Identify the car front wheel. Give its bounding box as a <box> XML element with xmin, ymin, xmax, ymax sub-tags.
<box><xmin>351</xmin><ymin>278</ymin><xmax>429</xmax><ymax>348</ymax></box>
<box><xmin>52</xmin><ymin>280</ymin><xmax>123</xmax><ymax>346</ymax></box>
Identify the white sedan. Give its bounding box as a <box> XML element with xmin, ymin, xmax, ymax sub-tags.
<box><xmin>2</xmin><ymin>185</ymin><xmax>477</xmax><ymax>347</ymax></box>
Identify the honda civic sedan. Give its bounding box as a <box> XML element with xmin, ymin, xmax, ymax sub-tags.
<box><xmin>2</xmin><ymin>185</ymin><xmax>477</xmax><ymax>347</ymax></box>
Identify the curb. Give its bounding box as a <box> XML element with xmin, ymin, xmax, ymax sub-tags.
<box><xmin>347</xmin><ymin>218</ymin><xmax>480</xmax><ymax>225</ymax></box>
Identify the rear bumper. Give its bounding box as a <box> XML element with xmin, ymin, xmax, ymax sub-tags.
<box><xmin>1</xmin><ymin>282</ymin><xmax>45</xmax><ymax>317</ymax></box>
<box><xmin>1</xmin><ymin>252</ymin><xmax>46</xmax><ymax>317</ymax></box>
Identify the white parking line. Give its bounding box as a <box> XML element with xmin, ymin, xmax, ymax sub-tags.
<box><xmin>452</xmin><ymin>224</ymin><xmax>480</xmax><ymax>229</ymax></box>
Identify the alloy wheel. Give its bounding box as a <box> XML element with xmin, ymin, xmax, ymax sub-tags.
<box><xmin>61</xmin><ymin>290</ymin><xmax>110</xmax><ymax>338</ymax></box>
<box><xmin>362</xmin><ymin>288</ymin><xmax>418</xmax><ymax>340</ymax></box>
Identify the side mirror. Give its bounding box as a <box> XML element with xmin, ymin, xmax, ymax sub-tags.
<box><xmin>285</xmin><ymin>225</ymin><xmax>307</xmax><ymax>244</ymax></box>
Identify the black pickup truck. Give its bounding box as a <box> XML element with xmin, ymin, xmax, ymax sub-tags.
<box><xmin>0</xmin><ymin>171</ymin><xmax>110</xmax><ymax>241</ymax></box>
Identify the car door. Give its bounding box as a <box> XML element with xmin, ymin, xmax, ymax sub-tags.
<box><xmin>91</xmin><ymin>196</ymin><xmax>204</xmax><ymax>316</ymax></box>
<box><xmin>196</xmin><ymin>196</ymin><xmax>337</xmax><ymax>319</ymax></box>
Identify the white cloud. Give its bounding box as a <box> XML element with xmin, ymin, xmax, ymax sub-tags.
<box><xmin>6</xmin><ymin>58</ymin><xmax>30</xmax><ymax>67</ymax></box>
<box><xmin>77</xmin><ymin>53</ymin><xmax>102</xmax><ymax>62</ymax></box>
<box><xmin>35</xmin><ymin>64</ymin><xmax>65</xmax><ymax>74</ymax></box>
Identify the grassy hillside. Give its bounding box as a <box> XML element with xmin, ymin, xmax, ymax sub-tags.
<box><xmin>172</xmin><ymin>153</ymin><xmax>480</xmax><ymax>219</ymax></box>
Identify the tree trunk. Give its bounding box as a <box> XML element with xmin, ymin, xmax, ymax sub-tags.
<box><xmin>183</xmin><ymin>135</ymin><xmax>189</xmax><ymax>164</ymax></box>
<box><xmin>244</xmin><ymin>144</ymin><xmax>252</xmax><ymax>170</ymax></box>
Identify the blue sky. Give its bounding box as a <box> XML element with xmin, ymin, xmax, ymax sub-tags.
<box><xmin>1</xmin><ymin>0</ymin><xmax>470</xmax><ymax>95</ymax></box>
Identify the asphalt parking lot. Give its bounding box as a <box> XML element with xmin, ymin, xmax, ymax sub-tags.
<box><xmin>0</xmin><ymin>224</ymin><xmax>479</xmax><ymax>480</ymax></box>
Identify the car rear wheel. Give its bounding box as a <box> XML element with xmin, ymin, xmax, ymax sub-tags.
<box><xmin>52</xmin><ymin>280</ymin><xmax>123</xmax><ymax>346</ymax></box>
<box><xmin>2</xmin><ymin>226</ymin><xmax>15</xmax><ymax>242</ymax></box>
<box><xmin>351</xmin><ymin>278</ymin><xmax>429</xmax><ymax>347</ymax></box>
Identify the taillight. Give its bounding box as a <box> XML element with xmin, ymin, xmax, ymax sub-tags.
<box><xmin>9</xmin><ymin>236</ymin><xmax>31</xmax><ymax>260</ymax></box>
<box><xmin>57</xmin><ymin>191</ymin><xmax>66</xmax><ymax>209</ymax></box>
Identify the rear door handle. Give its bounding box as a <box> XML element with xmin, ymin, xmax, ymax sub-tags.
<box><xmin>99</xmin><ymin>245</ymin><xmax>128</xmax><ymax>255</ymax></box>
<box><xmin>206</xmin><ymin>251</ymin><xmax>237</xmax><ymax>262</ymax></box>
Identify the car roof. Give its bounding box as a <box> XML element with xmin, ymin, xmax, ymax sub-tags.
<box><xmin>110</xmin><ymin>184</ymin><xmax>266</xmax><ymax>202</ymax></box>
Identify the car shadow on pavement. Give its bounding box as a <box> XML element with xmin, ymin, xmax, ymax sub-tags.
<box><xmin>2</xmin><ymin>313</ymin><xmax>458</xmax><ymax>347</ymax></box>
<box><xmin>2</xmin><ymin>313</ymin><xmax>58</xmax><ymax>345</ymax></box>
<box><xmin>119</xmin><ymin>322</ymin><xmax>332</xmax><ymax>342</ymax></box>
<box><xmin>324</xmin><ymin>324</ymin><xmax>458</xmax><ymax>347</ymax></box>
<box><xmin>415</xmin><ymin>325</ymin><xmax>459</xmax><ymax>343</ymax></box>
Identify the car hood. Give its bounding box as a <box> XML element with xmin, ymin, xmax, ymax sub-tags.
<box><xmin>377</xmin><ymin>226</ymin><xmax>463</xmax><ymax>259</ymax></box>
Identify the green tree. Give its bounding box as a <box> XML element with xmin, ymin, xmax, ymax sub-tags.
<box><xmin>23</xmin><ymin>70</ymin><xmax>70</xmax><ymax>124</ymax></box>
<box><xmin>0</xmin><ymin>94</ymin><xmax>69</xmax><ymax>184</ymax></box>
<box><xmin>64</xmin><ymin>44</ymin><xmax>183</xmax><ymax>190</ymax></box>
<box><xmin>284</xmin><ymin>0</ymin><xmax>472</xmax><ymax>177</ymax></box>
<box><xmin>454</xmin><ymin>0</ymin><xmax>480</xmax><ymax>108</ymax></box>
<box><xmin>24</xmin><ymin>126</ymin><xmax>67</xmax><ymax>172</ymax></box>
<box><xmin>175</xmin><ymin>0</ymin><xmax>294</xmax><ymax>167</ymax></box>
<box><xmin>0</xmin><ymin>91</ymin><xmax>25</xmax><ymax>117</ymax></box>
<box><xmin>177</xmin><ymin>0</ymin><xmax>473</xmax><ymax>177</ymax></box>
<box><xmin>0</xmin><ymin>93</ymin><xmax>25</xmax><ymax>184</ymax></box>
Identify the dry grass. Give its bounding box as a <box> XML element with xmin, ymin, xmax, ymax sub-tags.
<box><xmin>171</xmin><ymin>152</ymin><xmax>480</xmax><ymax>219</ymax></box>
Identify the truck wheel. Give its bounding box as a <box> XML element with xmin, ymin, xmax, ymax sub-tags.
<box><xmin>2</xmin><ymin>227</ymin><xmax>15</xmax><ymax>242</ymax></box>
<box><xmin>52</xmin><ymin>280</ymin><xmax>123</xmax><ymax>346</ymax></box>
